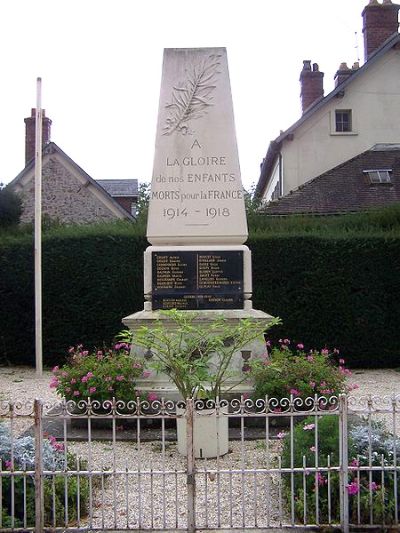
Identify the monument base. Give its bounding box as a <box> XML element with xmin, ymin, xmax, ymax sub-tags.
<box><xmin>122</xmin><ymin>305</ymin><xmax>273</xmax><ymax>400</ymax></box>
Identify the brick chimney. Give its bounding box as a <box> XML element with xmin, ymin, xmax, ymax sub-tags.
<box><xmin>300</xmin><ymin>60</ymin><xmax>324</xmax><ymax>114</ymax></box>
<box><xmin>24</xmin><ymin>108</ymin><xmax>52</xmax><ymax>165</ymax></box>
<box><xmin>334</xmin><ymin>62</ymin><xmax>354</xmax><ymax>87</ymax></box>
<box><xmin>362</xmin><ymin>0</ymin><xmax>400</xmax><ymax>61</ymax></box>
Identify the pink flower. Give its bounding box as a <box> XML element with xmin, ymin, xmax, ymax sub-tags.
<box><xmin>242</xmin><ymin>392</ymin><xmax>250</xmax><ymax>400</ymax></box>
<box><xmin>277</xmin><ymin>431</ymin><xmax>287</xmax><ymax>439</ymax></box>
<box><xmin>296</xmin><ymin>343</ymin><xmax>304</xmax><ymax>350</ymax></box>
<box><xmin>310</xmin><ymin>446</ymin><xmax>316</xmax><ymax>452</ymax></box>
<box><xmin>70</xmin><ymin>378</ymin><xmax>77</xmax><ymax>384</ymax></box>
<box><xmin>339</xmin><ymin>358</ymin><xmax>345</xmax><ymax>365</ymax></box>
<box><xmin>148</xmin><ymin>392</ymin><xmax>158</xmax><ymax>402</ymax></box>
<box><xmin>73</xmin><ymin>390</ymin><xmax>80</xmax><ymax>397</ymax></box>
<box><xmin>303</xmin><ymin>423</ymin><xmax>315</xmax><ymax>431</ymax></box>
<box><xmin>333</xmin><ymin>348</ymin><xmax>340</xmax><ymax>354</ymax></box>
<box><xmin>132</xmin><ymin>362</ymin><xmax>142</xmax><ymax>369</ymax></box>
<box><xmin>369</xmin><ymin>482</ymin><xmax>379</xmax><ymax>491</ymax></box>
<box><xmin>65</xmin><ymin>387</ymin><xmax>71</xmax><ymax>393</ymax></box>
<box><xmin>105</xmin><ymin>376</ymin><xmax>112</xmax><ymax>382</ymax></box>
<box><xmin>89</xmin><ymin>387</ymin><xmax>96</xmax><ymax>394</ymax></box>
<box><xmin>5</xmin><ymin>460</ymin><xmax>12</xmax><ymax>469</ymax></box>
<box><xmin>273</xmin><ymin>407</ymin><xmax>282</xmax><ymax>413</ymax></box>
<box><xmin>321</xmin><ymin>349</ymin><xmax>329</xmax><ymax>356</ymax></box>
<box><xmin>114</xmin><ymin>343</ymin><xmax>122</xmax><ymax>350</ymax></box>
<box><xmin>309</xmin><ymin>381</ymin><xmax>316</xmax><ymax>388</ymax></box>
<box><xmin>49</xmin><ymin>378</ymin><xmax>59</xmax><ymax>388</ymax></box>
<box><xmin>116</xmin><ymin>375</ymin><xmax>124</xmax><ymax>381</ymax></box>
<box><xmin>86</xmin><ymin>372</ymin><xmax>94</xmax><ymax>378</ymax></box>
<box><xmin>142</xmin><ymin>370</ymin><xmax>151</xmax><ymax>378</ymax></box>
<box><xmin>266</xmin><ymin>340</ymin><xmax>271</xmax><ymax>347</ymax></box>
<box><xmin>348</xmin><ymin>383</ymin><xmax>359</xmax><ymax>391</ymax></box>
<box><xmin>52</xmin><ymin>365</ymin><xmax>59</xmax><ymax>373</ymax></box>
<box><xmin>350</xmin><ymin>458</ymin><xmax>360</xmax><ymax>468</ymax></box>
<box><xmin>347</xmin><ymin>480</ymin><xmax>360</xmax><ymax>495</ymax></box>
<box><xmin>316</xmin><ymin>472</ymin><xmax>327</xmax><ymax>486</ymax></box>
<box><xmin>82</xmin><ymin>350</ymin><xmax>89</xmax><ymax>356</ymax></box>
<box><xmin>289</xmin><ymin>388</ymin><xmax>300</xmax><ymax>396</ymax></box>
<box><xmin>81</xmin><ymin>376</ymin><xmax>89</xmax><ymax>383</ymax></box>
<box><xmin>61</xmin><ymin>371</ymin><xmax>68</xmax><ymax>378</ymax></box>
<box><xmin>68</xmin><ymin>346</ymin><xmax>75</xmax><ymax>353</ymax></box>
<box><xmin>307</xmin><ymin>355</ymin><xmax>314</xmax><ymax>362</ymax></box>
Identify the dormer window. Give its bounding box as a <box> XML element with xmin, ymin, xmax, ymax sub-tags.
<box><xmin>363</xmin><ymin>169</ymin><xmax>392</xmax><ymax>184</ymax></box>
<box><xmin>335</xmin><ymin>110</ymin><xmax>352</xmax><ymax>132</ymax></box>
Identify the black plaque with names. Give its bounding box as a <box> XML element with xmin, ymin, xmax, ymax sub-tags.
<box><xmin>152</xmin><ymin>250</ymin><xmax>244</xmax><ymax>310</ymax></box>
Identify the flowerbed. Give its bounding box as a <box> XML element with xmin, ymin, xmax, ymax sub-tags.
<box><xmin>0</xmin><ymin>424</ymin><xmax>88</xmax><ymax>527</ymax></box>
<box><xmin>281</xmin><ymin>415</ymin><xmax>399</xmax><ymax>525</ymax></box>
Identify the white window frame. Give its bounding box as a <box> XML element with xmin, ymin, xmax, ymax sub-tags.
<box><xmin>330</xmin><ymin>109</ymin><xmax>357</xmax><ymax>136</ymax></box>
<box><xmin>363</xmin><ymin>169</ymin><xmax>392</xmax><ymax>184</ymax></box>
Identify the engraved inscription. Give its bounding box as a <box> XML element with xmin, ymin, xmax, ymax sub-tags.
<box><xmin>163</xmin><ymin>54</ymin><xmax>221</xmax><ymax>136</ymax></box>
<box><xmin>152</xmin><ymin>250</ymin><xmax>243</xmax><ymax>310</ymax></box>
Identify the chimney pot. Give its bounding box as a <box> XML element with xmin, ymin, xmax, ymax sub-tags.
<box><xmin>24</xmin><ymin>108</ymin><xmax>52</xmax><ymax>166</ymax></box>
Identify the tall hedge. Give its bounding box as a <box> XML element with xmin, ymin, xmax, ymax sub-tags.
<box><xmin>0</xmin><ymin>223</ymin><xmax>399</xmax><ymax>367</ymax></box>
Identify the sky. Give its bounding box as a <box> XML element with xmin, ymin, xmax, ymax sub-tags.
<box><xmin>1</xmin><ymin>0</ymin><xmax>370</xmax><ymax>191</ymax></box>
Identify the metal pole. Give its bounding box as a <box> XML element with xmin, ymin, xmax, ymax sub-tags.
<box><xmin>339</xmin><ymin>394</ymin><xmax>349</xmax><ymax>533</ymax></box>
<box><xmin>35</xmin><ymin>78</ymin><xmax>43</xmax><ymax>376</ymax></box>
<box><xmin>34</xmin><ymin>399</ymin><xmax>44</xmax><ymax>533</ymax></box>
<box><xmin>186</xmin><ymin>399</ymin><xmax>196</xmax><ymax>533</ymax></box>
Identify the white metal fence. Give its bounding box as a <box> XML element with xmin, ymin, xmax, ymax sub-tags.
<box><xmin>0</xmin><ymin>394</ymin><xmax>399</xmax><ymax>532</ymax></box>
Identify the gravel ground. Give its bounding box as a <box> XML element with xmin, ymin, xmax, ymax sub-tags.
<box><xmin>0</xmin><ymin>366</ymin><xmax>399</xmax><ymax>529</ymax></box>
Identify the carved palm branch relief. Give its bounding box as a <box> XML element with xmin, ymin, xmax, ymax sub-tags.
<box><xmin>163</xmin><ymin>54</ymin><xmax>221</xmax><ymax>136</ymax></box>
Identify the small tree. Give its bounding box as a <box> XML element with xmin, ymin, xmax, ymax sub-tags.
<box><xmin>135</xmin><ymin>182</ymin><xmax>150</xmax><ymax>229</ymax></box>
<box><xmin>0</xmin><ymin>183</ymin><xmax>22</xmax><ymax>227</ymax></box>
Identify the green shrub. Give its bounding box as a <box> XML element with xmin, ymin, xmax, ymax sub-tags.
<box><xmin>250</xmin><ymin>340</ymin><xmax>352</xmax><ymax>402</ymax></box>
<box><xmin>281</xmin><ymin>415</ymin><xmax>400</xmax><ymax>525</ymax></box>
<box><xmin>51</xmin><ymin>343</ymin><xmax>147</xmax><ymax>403</ymax></box>
<box><xmin>0</xmin><ymin>215</ymin><xmax>400</xmax><ymax>367</ymax></box>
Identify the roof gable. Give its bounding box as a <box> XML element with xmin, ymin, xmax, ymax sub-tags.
<box><xmin>9</xmin><ymin>142</ymin><xmax>135</xmax><ymax>221</ymax></box>
<box><xmin>256</xmin><ymin>32</ymin><xmax>400</xmax><ymax>197</ymax></box>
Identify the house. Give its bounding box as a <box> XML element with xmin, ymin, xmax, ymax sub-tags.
<box><xmin>256</xmin><ymin>0</ymin><xmax>400</xmax><ymax>213</ymax></box>
<box><xmin>9</xmin><ymin>109</ymin><xmax>138</xmax><ymax>224</ymax></box>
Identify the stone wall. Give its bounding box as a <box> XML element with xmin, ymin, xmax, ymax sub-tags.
<box><xmin>19</xmin><ymin>157</ymin><xmax>120</xmax><ymax>224</ymax></box>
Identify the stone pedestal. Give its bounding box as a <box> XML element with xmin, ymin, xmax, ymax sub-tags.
<box><xmin>122</xmin><ymin>306</ymin><xmax>273</xmax><ymax>399</ymax></box>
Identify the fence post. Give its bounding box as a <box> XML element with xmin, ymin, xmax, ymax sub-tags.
<box><xmin>339</xmin><ymin>394</ymin><xmax>349</xmax><ymax>533</ymax></box>
<box><xmin>34</xmin><ymin>398</ymin><xmax>44</xmax><ymax>533</ymax></box>
<box><xmin>186</xmin><ymin>399</ymin><xmax>196</xmax><ymax>533</ymax></box>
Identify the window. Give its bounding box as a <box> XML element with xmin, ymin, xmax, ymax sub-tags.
<box><xmin>363</xmin><ymin>169</ymin><xmax>392</xmax><ymax>184</ymax></box>
<box><xmin>335</xmin><ymin>110</ymin><xmax>352</xmax><ymax>132</ymax></box>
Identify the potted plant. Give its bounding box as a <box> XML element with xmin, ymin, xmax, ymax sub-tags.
<box><xmin>120</xmin><ymin>309</ymin><xmax>279</xmax><ymax>457</ymax></box>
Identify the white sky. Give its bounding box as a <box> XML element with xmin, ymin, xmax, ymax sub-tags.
<box><xmin>1</xmin><ymin>0</ymin><xmax>369</xmax><ymax>191</ymax></box>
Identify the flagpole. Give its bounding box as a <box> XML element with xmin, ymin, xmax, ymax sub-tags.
<box><xmin>35</xmin><ymin>77</ymin><xmax>43</xmax><ymax>377</ymax></box>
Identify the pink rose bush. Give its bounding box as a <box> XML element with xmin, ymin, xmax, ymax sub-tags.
<box><xmin>250</xmin><ymin>340</ymin><xmax>355</xmax><ymax>404</ymax></box>
<box><xmin>51</xmin><ymin>343</ymin><xmax>149</xmax><ymax>404</ymax></box>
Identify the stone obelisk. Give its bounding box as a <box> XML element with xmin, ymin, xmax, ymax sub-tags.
<box><xmin>123</xmin><ymin>48</ymin><xmax>272</xmax><ymax>395</ymax></box>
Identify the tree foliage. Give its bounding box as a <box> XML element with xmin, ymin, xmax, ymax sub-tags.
<box><xmin>0</xmin><ymin>183</ymin><xmax>22</xmax><ymax>227</ymax></box>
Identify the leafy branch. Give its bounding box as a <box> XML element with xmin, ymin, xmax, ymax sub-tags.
<box><xmin>163</xmin><ymin>54</ymin><xmax>221</xmax><ymax>136</ymax></box>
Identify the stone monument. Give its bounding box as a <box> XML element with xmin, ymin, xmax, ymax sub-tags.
<box><xmin>123</xmin><ymin>47</ymin><xmax>273</xmax><ymax>397</ymax></box>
